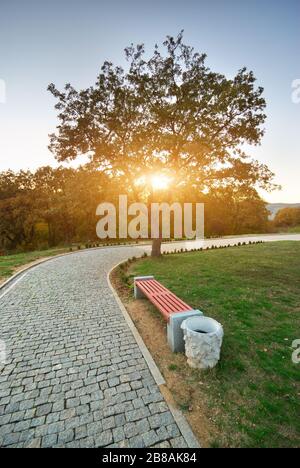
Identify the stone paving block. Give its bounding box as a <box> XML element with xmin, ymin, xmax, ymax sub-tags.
<box><xmin>142</xmin><ymin>430</ymin><xmax>160</xmax><ymax>447</ymax></box>
<box><xmin>95</xmin><ymin>430</ymin><xmax>113</xmax><ymax>447</ymax></box>
<box><xmin>87</xmin><ymin>421</ymin><xmax>102</xmax><ymax>437</ymax></box>
<box><xmin>170</xmin><ymin>436</ymin><xmax>188</xmax><ymax>448</ymax></box>
<box><xmin>128</xmin><ymin>435</ymin><xmax>146</xmax><ymax>448</ymax></box>
<box><xmin>25</xmin><ymin>438</ymin><xmax>42</xmax><ymax>448</ymax></box>
<box><xmin>102</xmin><ymin>416</ymin><xmax>115</xmax><ymax>431</ymax></box>
<box><xmin>75</xmin><ymin>425</ymin><xmax>87</xmax><ymax>440</ymax></box>
<box><xmin>3</xmin><ymin>432</ymin><xmax>21</xmax><ymax>446</ymax></box>
<box><xmin>112</xmin><ymin>426</ymin><xmax>125</xmax><ymax>443</ymax></box>
<box><xmin>42</xmin><ymin>434</ymin><xmax>58</xmax><ymax>448</ymax></box>
<box><xmin>36</xmin><ymin>404</ymin><xmax>52</xmax><ymax>418</ymax></box>
<box><xmin>58</xmin><ymin>429</ymin><xmax>74</xmax><ymax>445</ymax></box>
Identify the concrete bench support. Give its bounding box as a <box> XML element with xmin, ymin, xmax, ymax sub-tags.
<box><xmin>134</xmin><ymin>276</ymin><xmax>154</xmax><ymax>299</ymax></box>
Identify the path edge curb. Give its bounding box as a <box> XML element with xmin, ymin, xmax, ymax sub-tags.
<box><xmin>107</xmin><ymin>262</ymin><xmax>201</xmax><ymax>449</ymax></box>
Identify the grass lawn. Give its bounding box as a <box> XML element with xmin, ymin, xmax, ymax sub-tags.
<box><xmin>277</xmin><ymin>225</ymin><xmax>300</xmax><ymax>234</ymax></box>
<box><xmin>0</xmin><ymin>248</ymin><xmax>69</xmax><ymax>284</ymax></box>
<box><xmin>124</xmin><ymin>242</ymin><xmax>300</xmax><ymax>448</ymax></box>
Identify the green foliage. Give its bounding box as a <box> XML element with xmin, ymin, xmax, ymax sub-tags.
<box><xmin>274</xmin><ymin>207</ymin><xmax>300</xmax><ymax>228</ymax></box>
<box><xmin>168</xmin><ymin>364</ymin><xmax>178</xmax><ymax>371</ymax></box>
<box><xmin>0</xmin><ymin>166</ymin><xmax>122</xmax><ymax>252</ymax></box>
<box><xmin>49</xmin><ymin>32</ymin><xmax>275</xmax><ymax>194</ymax></box>
<box><xmin>204</xmin><ymin>186</ymin><xmax>270</xmax><ymax>236</ymax></box>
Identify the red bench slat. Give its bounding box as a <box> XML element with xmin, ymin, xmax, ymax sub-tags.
<box><xmin>135</xmin><ymin>278</ymin><xmax>193</xmax><ymax>321</ymax></box>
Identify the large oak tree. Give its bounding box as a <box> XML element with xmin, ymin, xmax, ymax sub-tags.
<box><xmin>48</xmin><ymin>32</ymin><xmax>276</xmax><ymax>256</ymax></box>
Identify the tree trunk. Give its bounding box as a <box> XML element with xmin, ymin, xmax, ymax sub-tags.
<box><xmin>151</xmin><ymin>238</ymin><xmax>162</xmax><ymax>257</ymax></box>
<box><xmin>148</xmin><ymin>184</ymin><xmax>163</xmax><ymax>257</ymax></box>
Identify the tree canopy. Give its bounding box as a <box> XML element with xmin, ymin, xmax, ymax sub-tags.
<box><xmin>48</xmin><ymin>32</ymin><xmax>277</xmax><ymax>255</ymax></box>
<box><xmin>49</xmin><ymin>32</ymin><xmax>275</xmax><ymax>189</ymax></box>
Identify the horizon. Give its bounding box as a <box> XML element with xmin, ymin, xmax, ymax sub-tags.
<box><xmin>0</xmin><ymin>0</ymin><xmax>299</xmax><ymax>203</ymax></box>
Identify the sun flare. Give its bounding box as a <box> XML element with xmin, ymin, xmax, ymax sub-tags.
<box><xmin>151</xmin><ymin>175</ymin><xmax>171</xmax><ymax>191</ymax></box>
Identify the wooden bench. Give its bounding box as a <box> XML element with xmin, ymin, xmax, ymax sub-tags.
<box><xmin>134</xmin><ymin>277</ymin><xmax>193</xmax><ymax>322</ymax></box>
<box><xmin>134</xmin><ymin>276</ymin><xmax>203</xmax><ymax>352</ymax></box>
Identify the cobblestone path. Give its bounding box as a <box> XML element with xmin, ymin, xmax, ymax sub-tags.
<box><xmin>0</xmin><ymin>247</ymin><xmax>191</xmax><ymax>448</ymax></box>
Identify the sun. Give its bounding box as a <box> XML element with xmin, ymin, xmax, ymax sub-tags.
<box><xmin>151</xmin><ymin>175</ymin><xmax>171</xmax><ymax>190</ymax></box>
<box><xmin>134</xmin><ymin>174</ymin><xmax>171</xmax><ymax>191</ymax></box>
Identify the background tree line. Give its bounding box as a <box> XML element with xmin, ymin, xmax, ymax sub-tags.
<box><xmin>273</xmin><ymin>207</ymin><xmax>300</xmax><ymax>228</ymax></box>
<box><xmin>0</xmin><ymin>165</ymin><xmax>272</xmax><ymax>253</ymax></box>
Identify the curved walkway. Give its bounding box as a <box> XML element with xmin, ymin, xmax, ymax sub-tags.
<box><xmin>0</xmin><ymin>246</ymin><xmax>197</xmax><ymax>448</ymax></box>
<box><xmin>0</xmin><ymin>234</ymin><xmax>299</xmax><ymax>448</ymax></box>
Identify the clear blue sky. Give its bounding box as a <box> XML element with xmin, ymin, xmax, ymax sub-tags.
<box><xmin>0</xmin><ymin>0</ymin><xmax>299</xmax><ymax>202</ymax></box>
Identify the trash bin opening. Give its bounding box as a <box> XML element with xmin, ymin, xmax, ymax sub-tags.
<box><xmin>184</xmin><ymin>316</ymin><xmax>221</xmax><ymax>335</ymax></box>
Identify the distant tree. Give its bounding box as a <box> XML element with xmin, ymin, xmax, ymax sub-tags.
<box><xmin>32</xmin><ymin>166</ymin><xmax>118</xmax><ymax>246</ymax></box>
<box><xmin>0</xmin><ymin>167</ymin><xmax>116</xmax><ymax>251</ymax></box>
<box><xmin>274</xmin><ymin>207</ymin><xmax>300</xmax><ymax>227</ymax></box>
<box><xmin>48</xmin><ymin>32</ymin><xmax>276</xmax><ymax>255</ymax></box>
<box><xmin>0</xmin><ymin>171</ymin><xmax>38</xmax><ymax>250</ymax></box>
<box><xmin>204</xmin><ymin>186</ymin><xmax>270</xmax><ymax>236</ymax></box>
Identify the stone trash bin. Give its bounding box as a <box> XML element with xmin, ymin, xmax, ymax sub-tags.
<box><xmin>181</xmin><ymin>316</ymin><xmax>224</xmax><ymax>369</ymax></box>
